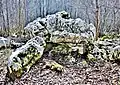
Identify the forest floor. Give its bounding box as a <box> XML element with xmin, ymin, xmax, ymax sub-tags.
<box><xmin>0</xmin><ymin>49</ymin><xmax>120</xmax><ymax>85</ymax></box>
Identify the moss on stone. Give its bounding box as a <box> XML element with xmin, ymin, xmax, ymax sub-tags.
<box><xmin>8</xmin><ymin>62</ymin><xmax>23</xmax><ymax>79</ymax></box>
<box><xmin>87</xmin><ymin>54</ymin><xmax>97</xmax><ymax>62</ymax></box>
<box><xmin>51</xmin><ymin>43</ymin><xmax>71</xmax><ymax>55</ymax></box>
<box><xmin>8</xmin><ymin>46</ymin><xmax>42</xmax><ymax>78</ymax></box>
<box><xmin>112</xmin><ymin>51</ymin><xmax>120</xmax><ymax>61</ymax></box>
<box><xmin>82</xmin><ymin>60</ymin><xmax>88</xmax><ymax>66</ymax></box>
<box><xmin>100</xmin><ymin>34</ymin><xmax>120</xmax><ymax>41</ymax></box>
<box><xmin>50</xmin><ymin>62</ymin><xmax>64</xmax><ymax>72</ymax></box>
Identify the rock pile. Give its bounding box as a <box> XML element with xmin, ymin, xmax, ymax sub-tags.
<box><xmin>88</xmin><ymin>35</ymin><xmax>120</xmax><ymax>61</ymax></box>
<box><xmin>7</xmin><ymin>11</ymin><xmax>96</xmax><ymax>79</ymax></box>
<box><xmin>7</xmin><ymin>11</ymin><xmax>120</xmax><ymax>79</ymax></box>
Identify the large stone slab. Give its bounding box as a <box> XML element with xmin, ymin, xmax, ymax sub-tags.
<box><xmin>7</xmin><ymin>36</ymin><xmax>46</xmax><ymax>79</ymax></box>
<box><xmin>24</xmin><ymin>11</ymin><xmax>96</xmax><ymax>41</ymax></box>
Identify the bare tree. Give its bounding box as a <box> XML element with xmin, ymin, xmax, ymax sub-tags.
<box><xmin>95</xmin><ymin>0</ymin><xmax>100</xmax><ymax>40</ymax></box>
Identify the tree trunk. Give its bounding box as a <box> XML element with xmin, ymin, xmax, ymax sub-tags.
<box><xmin>95</xmin><ymin>0</ymin><xmax>100</xmax><ymax>40</ymax></box>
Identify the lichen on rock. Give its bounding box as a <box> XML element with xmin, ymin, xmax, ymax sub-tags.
<box><xmin>24</xmin><ymin>11</ymin><xmax>96</xmax><ymax>42</ymax></box>
<box><xmin>87</xmin><ymin>54</ymin><xmax>97</xmax><ymax>62</ymax></box>
<box><xmin>7</xmin><ymin>36</ymin><xmax>46</xmax><ymax>79</ymax></box>
<box><xmin>43</xmin><ymin>59</ymin><xmax>64</xmax><ymax>72</ymax></box>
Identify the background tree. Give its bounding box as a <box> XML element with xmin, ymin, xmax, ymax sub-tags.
<box><xmin>0</xmin><ymin>0</ymin><xmax>120</xmax><ymax>36</ymax></box>
<box><xmin>95</xmin><ymin>0</ymin><xmax>100</xmax><ymax>40</ymax></box>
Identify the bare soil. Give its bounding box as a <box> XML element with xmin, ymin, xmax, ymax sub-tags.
<box><xmin>0</xmin><ymin>49</ymin><xmax>120</xmax><ymax>85</ymax></box>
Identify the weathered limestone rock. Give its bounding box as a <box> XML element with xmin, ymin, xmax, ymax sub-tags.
<box><xmin>58</xmin><ymin>18</ymin><xmax>96</xmax><ymax>40</ymax></box>
<box><xmin>24</xmin><ymin>20</ymin><xmax>45</xmax><ymax>37</ymax></box>
<box><xmin>24</xmin><ymin>11</ymin><xmax>70</xmax><ymax>38</ymax></box>
<box><xmin>0</xmin><ymin>37</ymin><xmax>23</xmax><ymax>49</ymax></box>
<box><xmin>24</xmin><ymin>11</ymin><xmax>96</xmax><ymax>41</ymax></box>
<box><xmin>7</xmin><ymin>36</ymin><xmax>46</xmax><ymax>79</ymax></box>
<box><xmin>50</xmin><ymin>31</ymin><xmax>86</xmax><ymax>43</ymax></box>
<box><xmin>89</xmin><ymin>35</ymin><xmax>120</xmax><ymax>61</ymax></box>
<box><xmin>100</xmin><ymin>34</ymin><xmax>120</xmax><ymax>41</ymax></box>
<box><xmin>110</xmin><ymin>46</ymin><xmax>120</xmax><ymax>61</ymax></box>
<box><xmin>43</xmin><ymin>59</ymin><xmax>64</xmax><ymax>72</ymax></box>
<box><xmin>48</xmin><ymin>42</ymin><xmax>88</xmax><ymax>65</ymax></box>
<box><xmin>87</xmin><ymin>54</ymin><xmax>97</xmax><ymax>62</ymax></box>
<box><xmin>0</xmin><ymin>37</ymin><xmax>10</xmax><ymax>48</ymax></box>
<box><xmin>45</xmin><ymin>11</ymin><xmax>70</xmax><ymax>32</ymax></box>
